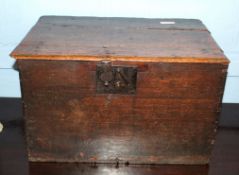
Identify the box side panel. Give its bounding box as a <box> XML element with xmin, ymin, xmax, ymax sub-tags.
<box><xmin>17</xmin><ymin>60</ymin><xmax>228</xmax><ymax>164</ymax></box>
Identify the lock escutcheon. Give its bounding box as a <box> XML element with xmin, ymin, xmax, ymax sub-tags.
<box><xmin>96</xmin><ymin>61</ymin><xmax>137</xmax><ymax>94</ymax></box>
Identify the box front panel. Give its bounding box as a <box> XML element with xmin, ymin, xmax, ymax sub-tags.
<box><xmin>18</xmin><ymin>60</ymin><xmax>227</xmax><ymax>164</ymax></box>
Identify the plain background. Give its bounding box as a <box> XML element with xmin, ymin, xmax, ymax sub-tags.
<box><xmin>0</xmin><ymin>0</ymin><xmax>239</xmax><ymax>103</ymax></box>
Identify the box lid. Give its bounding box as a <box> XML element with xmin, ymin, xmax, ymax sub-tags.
<box><xmin>10</xmin><ymin>16</ymin><xmax>229</xmax><ymax>64</ymax></box>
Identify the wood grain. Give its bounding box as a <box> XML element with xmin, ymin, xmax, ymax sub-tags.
<box><xmin>11</xmin><ymin>16</ymin><xmax>229</xmax><ymax>165</ymax></box>
<box><xmin>1</xmin><ymin>98</ymin><xmax>239</xmax><ymax>175</ymax></box>
<box><xmin>17</xmin><ymin>60</ymin><xmax>227</xmax><ymax>164</ymax></box>
<box><xmin>10</xmin><ymin>16</ymin><xmax>229</xmax><ymax>64</ymax></box>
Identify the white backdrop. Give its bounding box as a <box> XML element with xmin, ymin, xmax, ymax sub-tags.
<box><xmin>0</xmin><ymin>0</ymin><xmax>239</xmax><ymax>102</ymax></box>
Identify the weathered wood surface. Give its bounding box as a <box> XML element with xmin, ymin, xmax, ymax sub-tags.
<box><xmin>11</xmin><ymin>16</ymin><xmax>229</xmax><ymax>164</ymax></box>
<box><xmin>17</xmin><ymin>60</ymin><xmax>228</xmax><ymax>164</ymax></box>
<box><xmin>11</xmin><ymin>16</ymin><xmax>228</xmax><ymax>63</ymax></box>
<box><xmin>1</xmin><ymin>98</ymin><xmax>239</xmax><ymax>175</ymax></box>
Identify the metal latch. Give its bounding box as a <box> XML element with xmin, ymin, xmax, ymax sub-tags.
<box><xmin>96</xmin><ymin>61</ymin><xmax>137</xmax><ymax>94</ymax></box>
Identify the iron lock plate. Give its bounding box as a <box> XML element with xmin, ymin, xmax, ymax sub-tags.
<box><xmin>96</xmin><ymin>61</ymin><xmax>137</xmax><ymax>94</ymax></box>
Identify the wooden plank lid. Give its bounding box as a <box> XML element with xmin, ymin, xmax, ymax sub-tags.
<box><xmin>10</xmin><ymin>16</ymin><xmax>229</xmax><ymax>64</ymax></box>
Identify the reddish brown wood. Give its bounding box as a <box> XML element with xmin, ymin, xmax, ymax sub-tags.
<box><xmin>1</xmin><ymin>98</ymin><xmax>239</xmax><ymax>175</ymax></box>
<box><xmin>11</xmin><ymin>16</ymin><xmax>229</xmax><ymax>64</ymax></box>
<box><xmin>11</xmin><ymin>16</ymin><xmax>229</xmax><ymax>164</ymax></box>
<box><xmin>30</xmin><ymin>163</ymin><xmax>209</xmax><ymax>175</ymax></box>
<box><xmin>17</xmin><ymin>60</ymin><xmax>227</xmax><ymax>164</ymax></box>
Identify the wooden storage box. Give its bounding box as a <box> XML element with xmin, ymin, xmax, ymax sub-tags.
<box><xmin>11</xmin><ymin>16</ymin><xmax>229</xmax><ymax>164</ymax></box>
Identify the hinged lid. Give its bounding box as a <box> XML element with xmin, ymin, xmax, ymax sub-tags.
<box><xmin>10</xmin><ymin>16</ymin><xmax>229</xmax><ymax>64</ymax></box>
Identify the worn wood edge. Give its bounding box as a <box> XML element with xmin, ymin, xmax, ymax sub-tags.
<box><xmin>28</xmin><ymin>155</ymin><xmax>209</xmax><ymax>165</ymax></box>
<box><xmin>29</xmin><ymin>161</ymin><xmax>209</xmax><ymax>169</ymax></box>
<box><xmin>39</xmin><ymin>15</ymin><xmax>204</xmax><ymax>22</ymax></box>
<box><xmin>10</xmin><ymin>55</ymin><xmax>230</xmax><ymax>64</ymax></box>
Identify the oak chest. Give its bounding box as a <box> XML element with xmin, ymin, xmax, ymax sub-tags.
<box><xmin>11</xmin><ymin>16</ymin><xmax>229</xmax><ymax>164</ymax></box>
